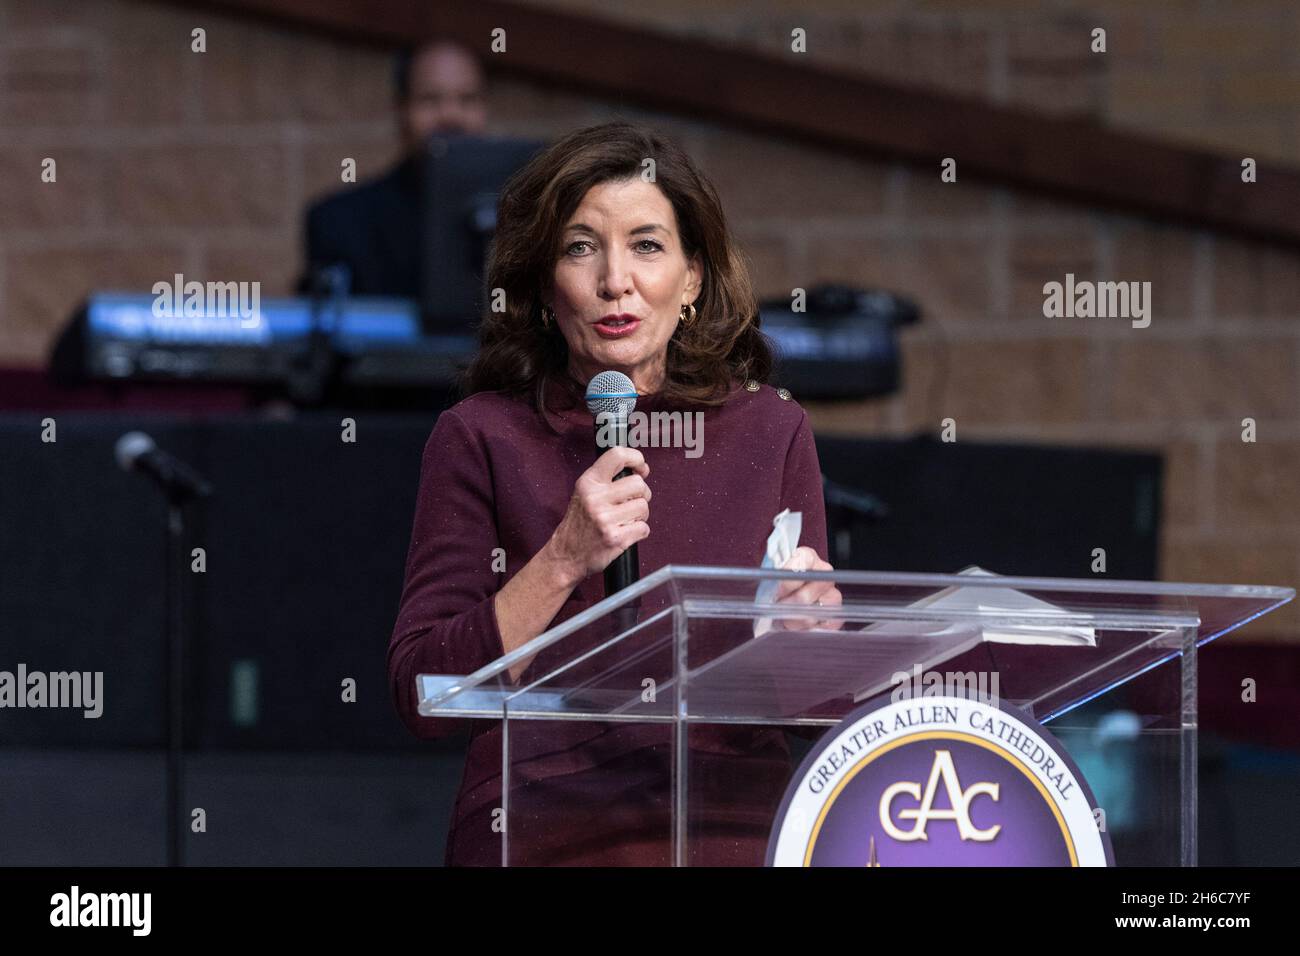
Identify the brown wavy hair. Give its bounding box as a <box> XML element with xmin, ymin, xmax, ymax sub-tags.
<box><xmin>462</xmin><ymin>120</ymin><xmax>772</xmax><ymax>406</ymax></box>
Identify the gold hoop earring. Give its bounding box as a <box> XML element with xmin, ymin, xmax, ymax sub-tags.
<box><xmin>680</xmin><ymin>303</ymin><xmax>697</xmax><ymax>326</ymax></box>
<box><xmin>541</xmin><ymin>306</ymin><xmax>554</xmax><ymax>328</ymax></box>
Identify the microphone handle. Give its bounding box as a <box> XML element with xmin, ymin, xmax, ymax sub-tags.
<box><xmin>604</xmin><ymin>464</ymin><xmax>640</xmax><ymax>595</ymax></box>
<box><xmin>604</xmin><ymin>542</ymin><xmax>639</xmax><ymax>595</ymax></box>
<box><xmin>142</xmin><ymin>450</ymin><xmax>213</xmax><ymax>500</ymax></box>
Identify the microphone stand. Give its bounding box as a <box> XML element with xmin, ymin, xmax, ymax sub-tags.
<box><xmin>118</xmin><ymin>433</ymin><xmax>212</xmax><ymax>866</ymax></box>
<box><xmin>822</xmin><ymin>474</ymin><xmax>890</xmax><ymax>566</ymax></box>
<box><xmin>149</xmin><ymin>461</ymin><xmax>211</xmax><ymax>866</ymax></box>
<box><xmin>291</xmin><ymin>264</ymin><xmax>348</xmax><ymax>407</ymax></box>
<box><xmin>163</xmin><ymin>493</ymin><xmax>187</xmax><ymax>867</ymax></box>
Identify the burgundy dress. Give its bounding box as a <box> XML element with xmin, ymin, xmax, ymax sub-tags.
<box><xmin>387</xmin><ymin>374</ymin><xmax>828</xmax><ymax>865</ymax></box>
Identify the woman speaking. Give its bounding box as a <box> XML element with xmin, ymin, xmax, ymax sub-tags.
<box><xmin>388</xmin><ymin>120</ymin><xmax>842</xmax><ymax>865</ymax></box>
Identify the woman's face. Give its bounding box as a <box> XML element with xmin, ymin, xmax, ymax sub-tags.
<box><xmin>547</xmin><ymin>177</ymin><xmax>701</xmax><ymax>394</ymax></box>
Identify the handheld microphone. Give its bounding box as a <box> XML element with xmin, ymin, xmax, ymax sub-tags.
<box><xmin>115</xmin><ymin>431</ymin><xmax>214</xmax><ymax>501</ymax></box>
<box><xmin>585</xmin><ymin>371</ymin><xmax>641</xmax><ymax>597</ymax></box>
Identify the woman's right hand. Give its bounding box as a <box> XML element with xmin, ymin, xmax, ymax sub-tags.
<box><xmin>545</xmin><ymin>446</ymin><xmax>652</xmax><ymax>586</ymax></box>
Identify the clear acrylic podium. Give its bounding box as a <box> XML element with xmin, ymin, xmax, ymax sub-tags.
<box><xmin>418</xmin><ymin>566</ymin><xmax>1293</xmax><ymax>866</ymax></box>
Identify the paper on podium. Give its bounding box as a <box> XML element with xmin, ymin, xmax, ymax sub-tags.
<box><xmin>849</xmin><ymin>566</ymin><xmax>1096</xmax><ymax>702</ymax></box>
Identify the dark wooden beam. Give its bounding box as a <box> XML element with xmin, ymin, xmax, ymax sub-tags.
<box><xmin>164</xmin><ymin>0</ymin><xmax>1300</xmax><ymax>248</ymax></box>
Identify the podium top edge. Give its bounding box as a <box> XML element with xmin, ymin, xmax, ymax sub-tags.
<box><xmin>651</xmin><ymin>565</ymin><xmax>1295</xmax><ymax>600</ymax></box>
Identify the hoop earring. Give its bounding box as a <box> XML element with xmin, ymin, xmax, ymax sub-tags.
<box><xmin>680</xmin><ymin>303</ymin><xmax>697</xmax><ymax>326</ymax></box>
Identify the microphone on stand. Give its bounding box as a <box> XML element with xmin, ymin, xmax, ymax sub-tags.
<box><xmin>115</xmin><ymin>432</ymin><xmax>213</xmax><ymax>502</ymax></box>
<box><xmin>584</xmin><ymin>370</ymin><xmax>641</xmax><ymax>598</ymax></box>
<box><xmin>113</xmin><ymin>430</ymin><xmax>213</xmax><ymax>869</ymax></box>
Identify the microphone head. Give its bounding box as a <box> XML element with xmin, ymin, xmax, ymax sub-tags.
<box><xmin>585</xmin><ymin>371</ymin><xmax>638</xmax><ymax>419</ymax></box>
<box><xmin>114</xmin><ymin>431</ymin><xmax>156</xmax><ymax>472</ymax></box>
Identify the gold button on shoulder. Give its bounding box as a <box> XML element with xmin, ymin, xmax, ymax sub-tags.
<box><xmin>744</xmin><ymin>380</ymin><xmax>760</xmax><ymax>392</ymax></box>
<box><xmin>776</xmin><ymin>387</ymin><xmax>792</xmax><ymax>401</ymax></box>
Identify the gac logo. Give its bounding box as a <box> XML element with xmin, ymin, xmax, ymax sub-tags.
<box><xmin>880</xmin><ymin>749</ymin><xmax>1000</xmax><ymax>841</ymax></box>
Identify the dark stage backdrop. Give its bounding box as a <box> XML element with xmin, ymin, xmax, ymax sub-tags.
<box><xmin>0</xmin><ymin>413</ymin><xmax>1160</xmax><ymax>752</ymax></box>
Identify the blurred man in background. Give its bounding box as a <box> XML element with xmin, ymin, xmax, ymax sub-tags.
<box><xmin>299</xmin><ymin>39</ymin><xmax>489</xmax><ymax>298</ymax></box>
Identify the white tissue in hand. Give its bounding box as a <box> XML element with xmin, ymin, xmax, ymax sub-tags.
<box><xmin>754</xmin><ymin>508</ymin><xmax>802</xmax><ymax>636</ymax></box>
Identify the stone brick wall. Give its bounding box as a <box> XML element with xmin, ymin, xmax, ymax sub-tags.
<box><xmin>2</xmin><ymin>0</ymin><xmax>1298</xmax><ymax>637</ymax></box>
